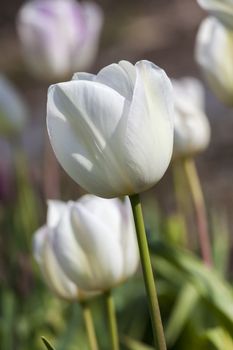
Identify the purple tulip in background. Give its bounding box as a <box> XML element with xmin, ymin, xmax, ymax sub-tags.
<box><xmin>16</xmin><ymin>0</ymin><xmax>103</xmax><ymax>80</ymax></box>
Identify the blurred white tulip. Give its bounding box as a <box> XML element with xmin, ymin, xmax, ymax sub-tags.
<box><xmin>17</xmin><ymin>0</ymin><xmax>103</xmax><ymax>80</ymax></box>
<box><xmin>197</xmin><ymin>0</ymin><xmax>233</xmax><ymax>29</ymax></box>
<box><xmin>172</xmin><ymin>77</ymin><xmax>211</xmax><ymax>157</ymax></box>
<box><xmin>0</xmin><ymin>76</ymin><xmax>28</xmax><ymax>135</ymax></box>
<box><xmin>33</xmin><ymin>200</ymin><xmax>96</xmax><ymax>300</ymax></box>
<box><xmin>195</xmin><ymin>17</ymin><xmax>233</xmax><ymax>105</ymax></box>
<box><xmin>53</xmin><ymin>195</ymin><xmax>139</xmax><ymax>291</ymax></box>
<box><xmin>47</xmin><ymin>60</ymin><xmax>174</xmax><ymax>198</ymax></box>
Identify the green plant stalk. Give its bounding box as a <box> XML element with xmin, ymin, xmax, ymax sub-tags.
<box><xmin>81</xmin><ymin>301</ymin><xmax>99</xmax><ymax>350</ymax></box>
<box><xmin>104</xmin><ymin>290</ymin><xmax>119</xmax><ymax>350</ymax></box>
<box><xmin>183</xmin><ymin>157</ymin><xmax>212</xmax><ymax>267</ymax></box>
<box><xmin>130</xmin><ymin>194</ymin><xmax>167</xmax><ymax>350</ymax></box>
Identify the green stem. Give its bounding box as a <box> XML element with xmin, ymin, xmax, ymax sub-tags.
<box><xmin>129</xmin><ymin>194</ymin><xmax>167</xmax><ymax>350</ymax></box>
<box><xmin>81</xmin><ymin>301</ymin><xmax>99</xmax><ymax>350</ymax></box>
<box><xmin>104</xmin><ymin>290</ymin><xmax>119</xmax><ymax>350</ymax></box>
<box><xmin>183</xmin><ymin>157</ymin><xmax>212</xmax><ymax>267</ymax></box>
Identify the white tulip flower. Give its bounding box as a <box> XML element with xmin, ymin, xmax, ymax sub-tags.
<box><xmin>195</xmin><ymin>17</ymin><xmax>233</xmax><ymax>105</ymax></box>
<box><xmin>17</xmin><ymin>0</ymin><xmax>103</xmax><ymax>80</ymax></box>
<box><xmin>33</xmin><ymin>200</ymin><xmax>96</xmax><ymax>301</ymax></box>
<box><xmin>172</xmin><ymin>77</ymin><xmax>211</xmax><ymax>157</ymax></box>
<box><xmin>53</xmin><ymin>195</ymin><xmax>139</xmax><ymax>292</ymax></box>
<box><xmin>0</xmin><ymin>76</ymin><xmax>28</xmax><ymax>135</ymax></box>
<box><xmin>197</xmin><ymin>0</ymin><xmax>233</xmax><ymax>29</ymax></box>
<box><xmin>47</xmin><ymin>60</ymin><xmax>174</xmax><ymax>198</ymax></box>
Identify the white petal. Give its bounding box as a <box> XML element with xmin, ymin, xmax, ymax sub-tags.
<box><xmin>53</xmin><ymin>207</ymin><xmax>92</xmax><ymax>290</ymax></box>
<box><xmin>70</xmin><ymin>203</ymin><xmax>124</xmax><ymax>290</ymax></box>
<box><xmin>33</xmin><ymin>226</ymin><xmax>78</xmax><ymax>300</ymax></box>
<box><xmin>123</xmin><ymin>60</ymin><xmax>174</xmax><ymax>193</ymax></box>
<box><xmin>33</xmin><ymin>225</ymin><xmax>48</xmax><ymax>264</ymax></box>
<box><xmin>197</xmin><ymin>0</ymin><xmax>233</xmax><ymax>29</ymax></box>
<box><xmin>172</xmin><ymin>77</ymin><xmax>205</xmax><ymax>110</ymax></box>
<box><xmin>47</xmin><ymin>200</ymin><xmax>67</xmax><ymax>228</ymax></box>
<box><xmin>195</xmin><ymin>17</ymin><xmax>233</xmax><ymax>104</ymax></box>
<box><xmin>72</xmin><ymin>72</ymin><xmax>95</xmax><ymax>81</ymax></box>
<box><xmin>119</xmin><ymin>60</ymin><xmax>136</xmax><ymax>87</ymax></box>
<box><xmin>71</xmin><ymin>1</ymin><xmax>103</xmax><ymax>71</ymax></box>
<box><xmin>172</xmin><ymin>77</ymin><xmax>210</xmax><ymax>156</ymax></box>
<box><xmin>119</xmin><ymin>198</ymin><xmax>139</xmax><ymax>278</ymax></box>
<box><xmin>47</xmin><ymin>80</ymin><xmax>134</xmax><ymax>197</ymax></box>
<box><xmin>77</xmin><ymin>195</ymin><xmax>122</xmax><ymax>234</ymax></box>
<box><xmin>95</xmin><ymin>62</ymin><xmax>136</xmax><ymax>100</ymax></box>
<box><xmin>17</xmin><ymin>0</ymin><xmax>86</xmax><ymax>78</ymax></box>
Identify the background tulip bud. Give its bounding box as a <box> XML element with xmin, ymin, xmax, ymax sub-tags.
<box><xmin>195</xmin><ymin>17</ymin><xmax>233</xmax><ymax>106</ymax></box>
<box><xmin>52</xmin><ymin>195</ymin><xmax>139</xmax><ymax>292</ymax></box>
<box><xmin>33</xmin><ymin>200</ymin><xmax>97</xmax><ymax>301</ymax></box>
<box><xmin>197</xmin><ymin>0</ymin><xmax>233</xmax><ymax>29</ymax></box>
<box><xmin>16</xmin><ymin>0</ymin><xmax>103</xmax><ymax>80</ymax></box>
<box><xmin>0</xmin><ymin>76</ymin><xmax>28</xmax><ymax>136</ymax></box>
<box><xmin>47</xmin><ymin>60</ymin><xmax>174</xmax><ymax>198</ymax></box>
<box><xmin>172</xmin><ymin>77</ymin><xmax>211</xmax><ymax>157</ymax></box>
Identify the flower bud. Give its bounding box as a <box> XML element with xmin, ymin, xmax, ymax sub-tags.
<box><xmin>0</xmin><ymin>76</ymin><xmax>28</xmax><ymax>136</ymax></box>
<box><xmin>47</xmin><ymin>60</ymin><xmax>174</xmax><ymax>198</ymax></box>
<box><xmin>195</xmin><ymin>17</ymin><xmax>233</xmax><ymax>106</ymax></box>
<box><xmin>53</xmin><ymin>195</ymin><xmax>139</xmax><ymax>291</ymax></box>
<box><xmin>33</xmin><ymin>200</ymin><xmax>96</xmax><ymax>301</ymax></box>
<box><xmin>172</xmin><ymin>77</ymin><xmax>210</xmax><ymax>157</ymax></box>
<box><xmin>17</xmin><ymin>0</ymin><xmax>103</xmax><ymax>80</ymax></box>
<box><xmin>197</xmin><ymin>0</ymin><xmax>233</xmax><ymax>29</ymax></box>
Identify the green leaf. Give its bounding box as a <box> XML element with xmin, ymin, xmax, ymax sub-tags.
<box><xmin>202</xmin><ymin>327</ymin><xmax>233</xmax><ymax>349</ymax></box>
<box><xmin>41</xmin><ymin>337</ymin><xmax>56</xmax><ymax>350</ymax></box>
<box><xmin>151</xmin><ymin>242</ymin><xmax>233</xmax><ymax>333</ymax></box>
<box><xmin>165</xmin><ymin>282</ymin><xmax>199</xmax><ymax>346</ymax></box>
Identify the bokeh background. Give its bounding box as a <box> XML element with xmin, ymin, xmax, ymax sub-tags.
<box><xmin>1</xmin><ymin>1</ymin><xmax>233</xmax><ymax>349</ymax></box>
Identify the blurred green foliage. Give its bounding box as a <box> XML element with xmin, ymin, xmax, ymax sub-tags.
<box><xmin>0</xmin><ymin>151</ymin><xmax>233</xmax><ymax>350</ymax></box>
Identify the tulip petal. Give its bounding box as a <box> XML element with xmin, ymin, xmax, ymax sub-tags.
<box><xmin>195</xmin><ymin>17</ymin><xmax>233</xmax><ymax>104</ymax></box>
<box><xmin>72</xmin><ymin>72</ymin><xmax>95</xmax><ymax>81</ymax></box>
<box><xmin>119</xmin><ymin>60</ymin><xmax>136</xmax><ymax>86</ymax></box>
<box><xmin>118</xmin><ymin>198</ymin><xmax>139</xmax><ymax>278</ymax></box>
<box><xmin>47</xmin><ymin>80</ymin><xmax>134</xmax><ymax>197</ymax></box>
<box><xmin>197</xmin><ymin>0</ymin><xmax>233</xmax><ymax>29</ymax></box>
<box><xmin>47</xmin><ymin>200</ymin><xmax>67</xmax><ymax>228</ymax></box>
<box><xmin>33</xmin><ymin>226</ymin><xmax>77</xmax><ymax>300</ymax></box>
<box><xmin>96</xmin><ymin>63</ymin><xmax>135</xmax><ymax>100</ymax></box>
<box><xmin>33</xmin><ymin>225</ymin><xmax>47</xmax><ymax>264</ymax></box>
<box><xmin>53</xmin><ymin>206</ymin><xmax>92</xmax><ymax>289</ymax></box>
<box><xmin>78</xmin><ymin>195</ymin><xmax>122</xmax><ymax>234</ymax></box>
<box><xmin>124</xmin><ymin>60</ymin><xmax>174</xmax><ymax>192</ymax></box>
<box><xmin>72</xmin><ymin>2</ymin><xmax>103</xmax><ymax>70</ymax></box>
<box><xmin>69</xmin><ymin>203</ymin><xmax>124</xmax><ymax>290</ymax></box>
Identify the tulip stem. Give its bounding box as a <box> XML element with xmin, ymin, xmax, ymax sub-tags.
<box><xmin>183</xmin><ymin>157</ymin><xmax>212</xmax><ymax>267</ymax></box>
<box><xmin>104</xmin><ymin>290</ymin><xmax>119</xmax><ymax>350</ymax></box>
<box><xmin>81</xmin><ymin>301</ymin><xmax>99</xmax><ymax>350</ymax></box>
<box><xmin>129</xmin><ymin>194</ymin><xmax>167</xmax><ymax>350</ymax></box>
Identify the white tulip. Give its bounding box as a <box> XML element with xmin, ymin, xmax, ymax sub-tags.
<box><xmin>195</xmin><ymin>17</ymin><xmax>233</xmax><ymax>105</ymax></box>
<box><xmin>53</xmin><ymin>195</ymin><xmax>139</xmax><ymax>291</ymax></box>
<box><xmin>172</xmin><ymin>77</ymin><xmax>211</xmax><ymax>157</ymax></box>
<box><xmin>17</xmin><ymin>0</ymin><xmax>103</xmax><ymax>80</ymax></box>
<box><xmin>0</xmin><ymin>76</ymin><xmax>28</xmax><ymax>135</ymax></box>
<box><xmin>33</xmin><ymin>200</ymin><xmax>95</xmax><ymax>300</ymax></box>
<box><xmin>47</xmin><ymin>60</ymin><xmax>174</xmax><ymax>198</ymax></box>
<box><xmin>197</xmin><ymin>0</ymin><xmax>233</xmax><ymax>29</ymax></box>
